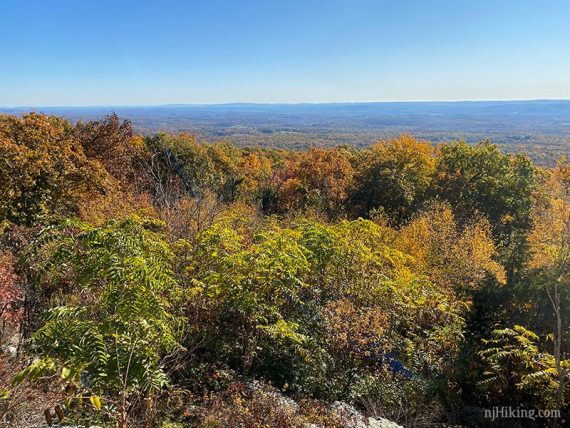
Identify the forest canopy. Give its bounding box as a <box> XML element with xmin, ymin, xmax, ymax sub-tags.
<box><xmin>0</xmin><ymin>112</ymin><xmax>569</xmax><ymax>427</ymax></box>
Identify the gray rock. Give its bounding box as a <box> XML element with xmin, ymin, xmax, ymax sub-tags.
<box><xmin>331</xmin><ymin>401</ymin><xmax>403</xmax><ymax>428</ymax></box>
<box><xmin>367</xmin><ymin>416</ymin><xmax>403</xmax><ymax>428</ymax></box>
<box><xmin>246</xmin><ymin>379</ymin><xmax>299</xmax><ymax>412</ymax></box>
<box><xmin>331</xmin><ymin>401</ymin><xmax>367</xmax><ymax>428</ymax></box>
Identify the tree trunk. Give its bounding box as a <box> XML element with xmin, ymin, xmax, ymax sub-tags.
<box><xmin>548</xmin><ymin>285</ymin><xmax>563</xmax><ymax>428</ymax></box>
<box><xmin>118</xmin><ymin>411</ymin><xmax>128</xmax><ymax>428</ymax></box>
<box><xmin>145</xmin><ymin>393</ymin><xmax>155</xmax><ymax>428</ymax></box>
<box><xmin>118</xmin><ymin>389</ymin><xmax>129</xmax><ymax>428</ymax></box>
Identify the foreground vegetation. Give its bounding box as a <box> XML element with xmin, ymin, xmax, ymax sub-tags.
<box><xmin>0</xmin><ymin>113</ymin><xmax>569</xmax><ymax>427</ymax></box>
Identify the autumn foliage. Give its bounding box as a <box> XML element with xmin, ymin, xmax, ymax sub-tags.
<box><xmin>1</xmin><ymin>113</ymin><xmax>569</xmax><ymax>427</ymax></box>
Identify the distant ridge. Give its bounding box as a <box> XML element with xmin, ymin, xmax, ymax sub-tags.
<box><xmin>2</xmin><ymin>100</ymin><xmax>570</xmax><ymax>165</ymax></box>
<box><xmin>4</xmin><ymin>98</ymin><xmax>570</xmax><ymax>110</ymax></box>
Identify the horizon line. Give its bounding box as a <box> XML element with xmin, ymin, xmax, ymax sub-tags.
<box><xmin>2</xmin><ymin>98</ymin><xmax>570</xmax><ymax>109</ymax></box>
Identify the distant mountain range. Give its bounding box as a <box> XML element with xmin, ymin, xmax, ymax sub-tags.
<box><xmin>3</xmin><ymin>100</ymin><xmax>570</xmax><ymax>164</ymax></box>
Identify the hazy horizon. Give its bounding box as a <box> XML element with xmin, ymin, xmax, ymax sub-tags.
<box><xmin>4</xmin><ymin>98</ymin><xmax>570</xmax><ymax>109</ymax></box>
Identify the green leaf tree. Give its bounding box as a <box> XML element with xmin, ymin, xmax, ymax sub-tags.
<box><xmin>21</xmin><ymin>216</ymin><xmax>182</xmax><ymax>428</ymax></box>
<box><xmin>479</xmin><ymin>325</ymin><xmax>562</xmax><ymax>409</ymax></box>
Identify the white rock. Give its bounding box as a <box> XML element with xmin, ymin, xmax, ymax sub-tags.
<box><xmin>331</xmin><ymin>401</ymin><xmax>403</xmax><ymax>428</ymax></box>
<box><xmin>367</xmin><ymin>416</ymin><xmax>403</xmax><ymax>428</ymax></box>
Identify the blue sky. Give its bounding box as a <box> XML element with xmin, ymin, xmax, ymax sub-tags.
<box><xmin>1</xmin><ymin>0</ymin><xmax>570</xmax><ymax>105</ymax></box>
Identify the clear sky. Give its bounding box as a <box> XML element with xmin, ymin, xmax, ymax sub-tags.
<box><xmin>1</xmin><ymin>0</ymin><xmax>570</xmax><ymax>106</ymax></box>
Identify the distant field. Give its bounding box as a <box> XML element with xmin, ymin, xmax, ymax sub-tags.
<box><xmin>3</xmin><ymin>100</ymin><xmax>570</xmax><ymax>164</ymax></box>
